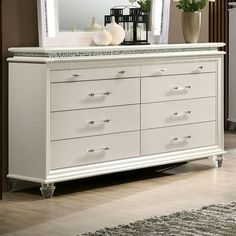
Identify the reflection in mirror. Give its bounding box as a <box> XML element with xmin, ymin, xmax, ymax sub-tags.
<box><xmin>37</xmin><ymin>0</ymin><xmax>170</xmax><ymax>46</ymax></box>
<box><xmin>58</xmin><ymin>0</ymin><xmax>138</xmax><ymax>32</ymax></box>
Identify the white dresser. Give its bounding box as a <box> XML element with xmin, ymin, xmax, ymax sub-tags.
<box><xmin>8</xmin><ymin>43</ymin><xmax>225</xmax><ymax>197</ymax></box>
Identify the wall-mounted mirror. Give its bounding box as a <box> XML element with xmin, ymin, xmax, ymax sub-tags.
<box><xmin>37</xmin><ymin>0</ymin><xmax>170</xmax><ymax>47</ymax></box>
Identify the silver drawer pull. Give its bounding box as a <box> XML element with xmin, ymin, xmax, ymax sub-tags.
<box><xmin>88</xmin><ymin>119</ymin><xmax>112</xmax><ymax>125</ymax></box>
<box><xmin>87</xmin><ymin>147</ymin><xmax>111</xmax><ymax>153</ymax></box>
<box><xmin>172</xmin><ymin>86</ymin><xmax>192</xmax><ymax>91</ymax></box>
<box><xmin>88</xmin><ymin>92</ymin><xmax>111</xmax><ymax>97</ymax></box>
<box><xmin>72</xmin><ymin>73</ymin><xmax>82</xmax><ymax>78</ymax></box>
<box><xmin>160</xmin><ymin>68</ymin><xmax>167</xmax><ymax>72</ymax></box>
<box><xmin>172</xmin><ymin>111</ymin><xmax>192</xmax><ymax>117</ymax></box>
<box><xmin>172</xmin><ymin>135</ymin><xmax>192</xmax><ymax>143</ymax></box>
<box><xmin>194</xmin><ymin>66</ymin><xmax>204</xmax><ymax>73</ymax></box>
<box><xmin>118</xmin><ymin>70</ymin><xmax>127</xmax><ymax>75</ymax></box>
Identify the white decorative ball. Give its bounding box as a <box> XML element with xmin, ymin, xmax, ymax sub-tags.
<box><xmin>93</xmin><ymin>27</ymin><xmax>112</xmax><ymax>46</ymax></box>
<box><xmin>105</xmin><ymin>16</ymin><xmax>125</xmax><ymax>46</ymax></box>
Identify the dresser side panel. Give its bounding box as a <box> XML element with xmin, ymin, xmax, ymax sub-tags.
<box><xmin>8</xmin><ymin>63</ymin><xmax>48</xmax><ymax>181</ymax></box>
<box><xmin>217</xmin><ymin>55</ymin><xmax>225</xmax><ymax>149</ymax></box>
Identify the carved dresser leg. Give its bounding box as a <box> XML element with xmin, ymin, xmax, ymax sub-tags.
<box><xmin>40</xmin><ymin>183</ymin><xmax>56</xmax><ymax>199</ymax></box>
<box><xmin>212</xmin><ymin>155</ymin><xmax>224</xmax><ymax>168</ymax></box>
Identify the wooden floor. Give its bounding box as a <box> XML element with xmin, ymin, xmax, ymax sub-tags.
<box><xmin>1</xmin><ymin>132</ymin><xmax>236</xmax><ymax>236</ymax></box>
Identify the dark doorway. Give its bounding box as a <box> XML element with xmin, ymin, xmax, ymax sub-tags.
<box><xmin>0</xmin><ymin>0</ymin><xmax>2</xmax><ymax>199</ymax></box>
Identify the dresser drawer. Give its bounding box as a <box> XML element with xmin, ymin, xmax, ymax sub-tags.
<box><xmin>141</xmin><ymin>61</ymin><xmax>216</xmax><ymax>77</ymax></box>
<box><xmin>51</xmin><ymin>78</ymin><xmax>140</xmax><ymax>112</ymax></box>
<box><xmin>141</xmin><ymin>97</ymin><xmax>216</xmax><ymax>129</ymax></box>
<box><xmin>141</xmin><ymin>73</ymin><xmax>216</xmax><ymax>103</ymax></box>
<box><xmin>51</xmin><ymin>66</ymin><xmax>140</xmax><ymax>83</ymax></box>
<box><xmin>141</xmin><ymin>122</ymin><xmax>216</xmax><ymax>156</ymax></box>
<box><xmin>51</xmin><ymin>105</ymin><xmax>140</xmax><ymax>141</ymax></box>
<box><xmin>50</xmin><ymin>131</ymin><xmax>140</xmax><ymax>170</ymax></box>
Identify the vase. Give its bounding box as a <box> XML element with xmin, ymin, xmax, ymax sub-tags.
<box><xmin>105</xmin><ymin>16</ymin><xmax>125</xmax><ymax>45</ymax></box>
<box><xmin>84</xmin><ymin>17</ymin><xmax>102</xmax><ymax>32</ymax></box>
<box><xmin>182</xmin><ymin>12</ymin><xmax>201</xmax><ymax>43</ymax></box>
<box><xmin>93</xmin><ymin>27</ymin><xmax>112</xmax><ymax>46</ymax></box>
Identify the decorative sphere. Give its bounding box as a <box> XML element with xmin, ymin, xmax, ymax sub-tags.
<box><xmin>105</xmin><ymin>16</ymin><xmax>125</xmax><ymax>45</ymax></box>
<box><xmin>93</xmin><ymin>28</ymin><xmax>112</xmax><ymax>46</ymax></box>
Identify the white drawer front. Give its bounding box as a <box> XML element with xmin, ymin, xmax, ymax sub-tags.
<box><xmin>141</xmin><ymin>73</ymin><xmax>216</xmax><ymax>103</ymax></box>
<box><xmin>141</xmin><ymin>61</ymin><xmax>216</xmax><ymax>77</ymax></box>
<box><xmin>142</xmin><ymin>97</ymin><xmax>216</xmax><ymax>129</ymax></box>
<box><xmin>141</xmin><ymin>122</ymin><xmax>216</xmax><ymax>156</ymax></box>
<box><xmin>51</xmin><ymin>131</ymin><xmax>140</xmax><ymax>170</ymax></box>
<box><xmin>51</xmin><ymin>78</ymin><xmax>140</xmax><ymax>112</ymax></box>
<box><xmin>51</xmin><ymin>105</ymin><xmax>140</xmax><ymax>141</ymax></box>
<box><xmin>51</xmin><ymin>66</ymin><xmax>140</xmax><ymax>83</ymax></box>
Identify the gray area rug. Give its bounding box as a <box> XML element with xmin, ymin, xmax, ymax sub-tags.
<box><xmin>79</xmin><ymin>202</ymin><xmax>236</xmax><ymax>236</ymax></box>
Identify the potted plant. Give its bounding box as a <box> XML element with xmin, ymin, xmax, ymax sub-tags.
<box><xmin>174</xmin><ymin>0</ymin><xmax>215</xmax><ymax>43</ymax></box>
<box><xmin>129</xmin><ymin>0</ymin><xmax>151</xmax><ymax>13</ymax></box>
<box><xmin>137</xmin><ymin>0</ymin><xmax>151</xmax><ymax>13</ymax></box>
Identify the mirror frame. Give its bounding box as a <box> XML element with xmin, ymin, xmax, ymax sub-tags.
<box><xmin>37</xmin><ymin>0</ymin><xmax>170</xmax><ymax>47</ymax></box>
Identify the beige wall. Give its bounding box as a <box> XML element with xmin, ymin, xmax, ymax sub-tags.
<box><xmin>169</xmin><ymin>2</ymin><xmax>209</xmax><ymax>43</ymax></box>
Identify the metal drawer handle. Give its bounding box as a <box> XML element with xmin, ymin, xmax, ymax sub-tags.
<box><xmin>194</xmin><ymin>66</ymin><xmax>204</xmax><ymax>73</ymax></box>
<box><xmin>172</xmin><ymin>86</ymin><xmax>192</xmax><ymax>91</ymax></box>
<box><xmin>160</xmin><ymin>68</ymin><xmax>167</xmax><ymax>72</ymax></box>
<box><xmin>172</xmin><ymin>111</ymin><xmax>192</xmax><ymax>117</ymax></box>
<box><xmin>88</xmin><ymin>92</ymin><xmax>111</xmax><ymax>97</ymax></box>
<box><xmin>118</xmin><ymin>70</ymin><xmax>127</xmax><ymax>75</ymax></box>
<box><xmin>88</xmin><ymin>119</ymin><xmax>112</xmax><ymax>125</ymax></box>
<box><xmin>72</xmin><ymin>73</ymin><xmax>82</xmax><ymax>78</ymax></box>
<box><xmin>171</xmin><ymin>135</ymin><xmax>192</xmax><ymax>143</ymax></box>
<box><xmin>87</xmin><ymin>147</ymin><xmax>111</xmax><ymax>153</ymax></box>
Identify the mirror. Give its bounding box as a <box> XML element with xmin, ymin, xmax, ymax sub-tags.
<box><xmin>58</xmin><ymin>0</ymin><xmax>140</xmax><ymax>32</ymax></box>
<box><xmin>37</xmin><ymin>0</ymin><xmax>170</xmax><ymax>47</ymax></box>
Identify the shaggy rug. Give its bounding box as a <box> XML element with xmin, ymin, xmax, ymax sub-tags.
<box><xmin>79</xmin><ymin>202</ymin><xmax>236</xmax><ymax>236</ymax></box>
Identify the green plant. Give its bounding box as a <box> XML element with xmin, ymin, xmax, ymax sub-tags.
<box><xmin>174</xmin><ymin>0</ymin><xmax>215</xmax><ymax>12</ymax></box>
<box><xmin>137</xmin><ymin>0</ymin><xmax>151</xmax><ymax>13</ymax></box>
